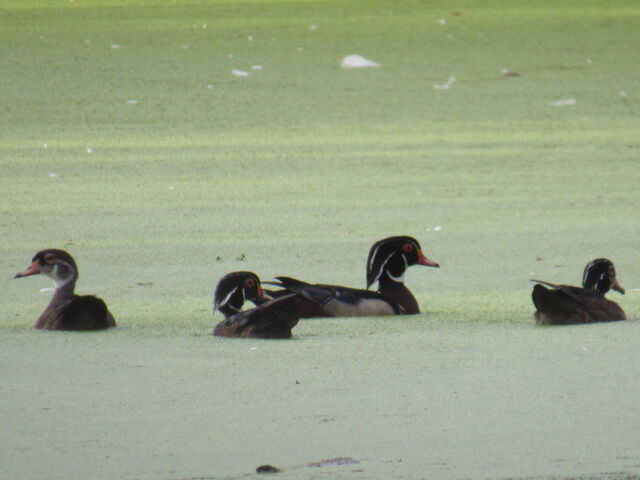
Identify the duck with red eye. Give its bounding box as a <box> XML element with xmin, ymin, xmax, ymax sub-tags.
<box><xmin>14</xmin><ymin>249</ymin><xmax>116</xmax><ymax>331</ymax></box>
<box><xmin>531</xmin><ymin>258</ymin><xmax>626</xmax><ymax>325</ymax></box>
<box><xmin>213</xmin><ymin>271</ymin><xmax>271</xmax><ymax>317</ymax></box>
<box><xmin>212</xmin><ymin>271</ymin><xmax>305</xmax><ymax>339</ymax></box>
<box><xmin>269</xmin><ymin>235</ymin><xmax>439</xmax><ymax>317</ymax></box>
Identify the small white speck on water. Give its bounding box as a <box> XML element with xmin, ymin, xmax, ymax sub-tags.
<box><xmin>297</xmin><ymin>47</ymin><xmax>304</xmax><ymax>51</ymax></box>
<box><xmin>126</xmin><ymin>99</ymin><xmax>139</xmax><ymax>104</ymax></box>
<box><xmin>438</xmin><ymin>18</ymin><xmax>447</xmax><ymax>25</ymax></box>
<box><xmin>181</xmin><ymin>44</ymin><xmax>190</xmax><ymax>49</ymax></box>
<box><xmin>341</xmin><ymin>54</ymin><xmax>381</xmax><ymax>69</ymax></box>
<box><xmin>434</xmin><ymin>226</ymin><xmax>443</xmax><ymax>232</ymax></box>
<box><xmin>433</xmin><ymin>75</ymin><xmax>456</xmax><ymax>90</ymax></box>
<box><xmin>48</xmin><ymin>173</ymin><xmax>59</xmax><ymax>178</ymax></box>
<box><xmin>202</xmin><ymin>24</ymin><xmax>208</xmax><ymax>29</ymax></box>
<box><xmin>87</xmin><ymin>147</ymin><xmax>94</xmax><ymax>153</ymax></box>
<box><xmin>207</xmin><ymin>84</ymin><xmax>215</xmax><ymax>89</ymax></box>
<box><xmin>250</xmin><ymin>347</ymin><xmax>257</xmax><ymax>351</ymax></box>
<box><xmin>586</xmin><ymin>58</ymin><xmax>593</xmax><ymax>63</ymax></box>
<box><xmin>310</xmin><ymin>24</ymin><xmax>318</xmax><ymax>30</ymax></box>
<box><xmin>111</xmin><ymin>44</ymin><xmax>121</xmax><ymax>49</ymax></box>
<box><xmin>169</xmin><ymin>186</ymin><xmax>175</xmax><ymax>190</ymax></box>
<box><xmin>232</xmin><ymin>69</ymin><xmax>250</xmax><ymax>77</ymax></box>
<box><xmin>251</xmin><ymin>65</ymin><xmax>263</xmax><ymax>70</ymax></box>
<box><xmin>619</xmin><ymin>91</ymin><xmax>628</xmax><ymax>97</ymax></box>
<box><xmin>40</xmin><ymin>287</ymin><xmax>54</xmax><ymax>293</ymax></box>
<box><xmin>43</xmin><ymin>143</ymin><xmax>47</xmax><ymax>148</ymax></box>
<box><xmin>84</xmin><ymin>39</ymin><xmax>90</xmax><ymax>44</ymax></box>
<box><xmin>549</xmin><ymin>98</ymin><xmax>576</xmax><ymax>106</ymax></box>
<box><xmin>247</xmin><ymin>35</ymin><xmax>254</xmax><ymax>41</ymax></box>
<box><xmin>228</xmin><ymin>53</ymin><xmax>234</xmax><ymax>59</ymax></box>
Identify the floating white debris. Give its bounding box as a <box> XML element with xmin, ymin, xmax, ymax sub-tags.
<box><xmin>438</xmin><ymin>18</ymin><xmax>447</xmax><ymax>25</ymax></box>
<box><xmin>619</xmin><ymin>91</ymin><xmax>628</xmax><ymax>97</ymax></box>
<box><xmin>549</xmin><ymin>98</ymin><xmax>576</xmax><ymax>106</ymax></box>
<box><xmin>207</xmin><ymin>84</ymin><xmax>215</xmax><ymax>89</ymax></box>
<box><xmin>228</xmin><ymin>53</ymin><xmax>234</xmax><ymax>59</ymax></box>
<box><xmin>111</xmin><ymin>44</ymin><xmax>121</xmax><ymax>49</ymax></box>
<box><xmin>501</xmin><ymin>68</ymin><xmax>520</xmax><ymax>77</ymax></box>
<box><xmin>249</xmin><ymin>347</ymin><xmax>257</xmax><ymax>351</ymax></box>
<box><xmin>181</xmin><ymin>44</ymin><xmax>190</xmax><ymax>50</ymax></box>
<box><xmin>433</xmin><ymin>75</ymin><xmax>456</xmax><ymax>90</ymax></box>
<box><xmin>341</xmin><ymin>54</ymin><xmax>381</xmax><ymax>69</ymax></box>
<box><xmin>48</xmin><ymin>173</ymin><xmax>59</xmax><ymax>177</ymax></box>
<box><xmin>87</xmin><ymin>147</ymin><xmax>94</xmax><ymax>153</ymax></box>
<box><xmin>434</xmin><ymin>226</ymin><xmax>443</xmax><ymax>232</ymax></box>
<box><xmin>40</xmin><ymin>287</ymin><xmax>54</xmax><ymax>293</ymax></box>
<box><xmin>43</xmin><ymin>143</ymin><xmax>47</xmax><ymax>148</ymax></box>
<box><xmin>297</xmin><ymin>47</ymin><xmax>304</xmax><ymax>51</ymax></box>
<box><xmin>251</xmin><ymin>65</ymin><xmax>263</xmax><ymax>70</ymax></box>
<box><xmin>202</xmin><ymin>24</ymin><xmax>207</xmax><ymax>29</ymax></box>
<box><xmin>310</xmin><ymin>24</ymin><xmax>318</xmax><ymax>30</ymax></box>
<box><xmin>169</xmin><ymin>186</ymin><xmax>175</xmax><ymax>190</ymax></box>
<box><xmin>586</xmin><ymin>58</ymin><xmax>593</xmax><ymax>63</ymax></box>
<box><xmin>232</xmin><ymin>69</ymin><xmax>250</xmax><ymax>77</ymax></box>
<box><xmin>126</xmin><ymin>99</ymin><xmax>139</xmax><ymax>104</ymax></box>
<box><xmin>247</xmin><ymin>35</ymin><xmax>254</xmax><ymax>41</ymax></box>
<box><xmin>84</xmin><ymin>39</ymin><xmax>90</xmax><ymax>44</ymax></box>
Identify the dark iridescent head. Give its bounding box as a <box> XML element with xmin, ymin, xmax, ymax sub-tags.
<box><xmin>582</xmin><ymin>258</ymin><xmax>625</xmax><ymax>295</ymax></box>
<box><xmin>366</xmin><ymin>235</ymin><xmax>439</xmax><ymax>289</ymax></box>
<box><xmin>214</xmin><ymin>271</ymin><xmax>266</xmax><ymax>316</ymax></box>
<box><xmin>15</xmin><ymin>249</ymin><xmax>79</xmax><ymax>287</ymax></box>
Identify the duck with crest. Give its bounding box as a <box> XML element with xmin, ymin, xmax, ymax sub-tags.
<box><xmin>531</xmin><ymin>258</ymin><xmax>626</xmax><ymax>325</ymax></box>
<box><xmin>212</xmin><ymin>271</ymin><xmax>305</xmax><ymax>338</ymax></box>
<box><xmin>267</xmin><ymin>235</ymin><xmax>439</xmax><ymax>317</ymax></box>
<box><xmin>14</xmin><ymin>249</ymin><xmax>116</xmax><ymax>330</ymax></box>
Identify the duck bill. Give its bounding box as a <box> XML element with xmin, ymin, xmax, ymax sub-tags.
<box><xmin>417</xmin><ymin>250</ymin><xmax>440</xmax><ymax>268</ymax></box>
<box><xmin>14</xmin><ymin>260</ymin><xmax>40</xmax><ymax>279</ymax></box>
<box><xmin>612</xmin><ymin>278</ymin><xmax>625</xmax><ymax>295</ymax></box>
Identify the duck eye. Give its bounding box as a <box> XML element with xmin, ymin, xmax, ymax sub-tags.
<box><xmin>44</xmin><ymin>254</ymin><xmax>55</xmax><ymax>263</ymax></box>
<box><xmin>402</xmin><ymin>243</ymin><xmax>414</xmax><ymax>253</ymax></box>
<box><xmin>244</xmin><ymin>278</ymin><xmax>255</xmax><ymax>288</ymax></box>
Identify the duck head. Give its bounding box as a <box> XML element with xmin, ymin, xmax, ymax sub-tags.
<box><xmin>582</xmin><ymin>258</ymin><xmax>625</xmax><ymax>295</ymax></box>
<box><xmin>366</xmin><ymin>236</ymin><xmax>439</xmax><ymax>289</ymax></box>
<box><xmin>214</xmin><ymin>271</ymin><xmax>268</xmax><ymax>315</ymax></box>
<box><xmin>15</xmin><ymin>249</ymin><xmax>78</xmax><ymax>288</ymax></box>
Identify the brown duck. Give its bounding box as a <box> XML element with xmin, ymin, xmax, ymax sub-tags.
<box><xmin>532</xmin><ymin>258</ymin><xmax>626</xmax><ymax>325</ymax></box>
<box><xmin>15</xmin><ymin>249</ymin><xmax>116</xmax><ymax>330</ymax></box>
<box><xmin>212</xmin><ymin>271</ymin><xmax>302</xmax><ymax>338</ymax></box>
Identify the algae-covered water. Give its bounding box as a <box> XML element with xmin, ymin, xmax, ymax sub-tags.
<box><xmin>1</xmin><ymin>0</ymin><xmax>640</xmax><ymax>479</ymax></box>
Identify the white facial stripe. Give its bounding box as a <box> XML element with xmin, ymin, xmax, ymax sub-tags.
<box><xmin>371</xmin><ymin>251</ymin><xmax>395</xmax><ymax>285</ymax></box>
<box><xmin>368</xmin><ymin>244</ymin><xmax>382</xmax><ymax>273</ymax></box>
<box><xmin>582</xmin><ymin>260</ymin><xmax>597</xmax><ymax>286</ymax></box>
<box><xmin>219</xmin><ymin>285</ymin><xmax>240</xmax><ymax>310</ymax></box>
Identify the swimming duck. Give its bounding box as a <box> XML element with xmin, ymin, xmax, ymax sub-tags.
<box><xmin>269</xmin><ymin>235</ymin><xmax>439</xmax><ymax>317</ymax></box>
<box><xmin>213</xmin><ymin>293</ymin><xmax>302</xmax><ymax>339</ymax></box>
<box><xmin>532</xmin><ymin>258</ymin><xmax>626</xmax><ymax>325</ymax></box>
<box><xmin>14</xmin><ymin>249</ymin><xmax>116</xmax><ymax>330</ymax></box>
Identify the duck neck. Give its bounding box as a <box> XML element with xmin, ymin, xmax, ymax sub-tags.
<box><xmin>377</xmin><ymin>276</ymin><xmax>420</xmax><ymax>314</ymax></box>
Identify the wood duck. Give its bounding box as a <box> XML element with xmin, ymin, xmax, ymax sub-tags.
<box><xmin>213</xmin><ymin>271</ymin><xmax>303</xmax><ymax>338</ymax></box>
<box><xmin>532</xmin><ymin>258</ymin><xmax>626</xmax><ymax>325</ymax></box>
<box><xmin>268</xmin><ymin>235</ymin><xmax>439</xmax><ymax>317</ymax></box>
<box><xmin>213</xmin><ymin>293</ymin><xmax>301</xmax><ymax>339</ymax></box>
<box><xmin>213</xmin><ymin>271</ymin><xmax>271</xmax><ymax>317</ymax></box>
<box><xmin>214</xmin><ymin>270</ymin><xmax>324</xmax><ymax>319</ymax></box>
<box><xmin>14</xmin><ymin>249</ymin><xmax>116</xmax><ymax>330</ymax></box>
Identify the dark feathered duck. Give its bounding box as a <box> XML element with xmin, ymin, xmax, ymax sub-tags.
<box><xmin>212</xmin><ymin>271</ymin><xmax>302</xmax><ymax>338</ymax></box>
<box><xmin>14</xmin><ymin>249</ymin><xmax>116</xmax><ymax>331</ymax></box>
<box><xmin>268</xmin><ymin>235</ymin><xmax>439</xmax><ymax>317</ymax></box>
<box><xmin>531</xmin><ymin>258</ymin><xmax>626</xmax><ymax>325</ymax></box>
